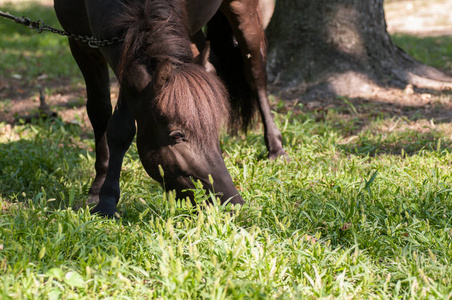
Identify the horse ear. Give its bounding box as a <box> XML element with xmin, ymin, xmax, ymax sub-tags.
<box><xmin>193</xmin><ymin>42</ymin><xmax>217</xmax><ymax>74</ymax></box>
<box><xmin>154</xmin><ymin>58</ymin><xmax>173</xmax><ymax>91</ymax></box>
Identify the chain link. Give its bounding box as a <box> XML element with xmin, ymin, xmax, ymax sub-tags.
<box><xmin>38</xmin><ymin>22</ymin><xmax>124</xmax><ymax>48</ymax></box>
<box><xmin>0</xmin><ymin>10</ymin><xmax>124</xmax><ymax>48</ymax></box>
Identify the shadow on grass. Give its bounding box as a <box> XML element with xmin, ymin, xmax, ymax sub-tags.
<box><xmin>270</xmin><ymin>31</ymin><xmax>452</xmax><ymax>157</ymax></box>
<box><xmin>0</xmin><ymin>119</ymin><xmax>92</xmax><ymax>209</ymax></box>
<box><xmin>0</xmin><ymin>2</ymin><xmax>78</xmax><ymax>85</ymax></box>
<box><xmin>392</xmin><ymin>34</ymin><xmax>452</xmax><ymax>75</ymax></box>
<box><xmin>276</xmin><ymin>87</ymin><xmax>452</xmax><ymax>157</ymax></box>
<box><xmin>339</xmin><ymin>130</ymin><xmax>452</xmax><ymax>157</ymax></box>
<box><xmin>0</xmin><ymin>2</ymin><xmax>58</xmax><ymax>36</ymax></box>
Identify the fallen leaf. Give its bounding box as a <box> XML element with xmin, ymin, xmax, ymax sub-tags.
<box><xmin>420</xmin><ymin>93</ymin><xmax>432</xmax><ymax>101</ymax></box>
<box><xmin>37</xmin><ymin>74</ymin><xmax>48</xmax><ymax>80</ymax></box>
<box><xmin>306</xmin><ymin>101</ymin><xmax>322</xmax><ymax>110</ymax></box>
<box><xmin>304</xmin><ymin>235</ymin><xmax>317</xmax><ymax>244</ymax></box>
<box><xmin>64</xmin><ymin>271</ymin><xmax>85</xmax><ymax>288</ymax></box>
<box><xmin>340</xmin><ymin>222</ymin><xmax>352</xmax><ymax>231</ymax></box>
<box><xmin>403</xmin><ymin>84</ymin><xmax>414</xmax><ymax>95</ymax></box>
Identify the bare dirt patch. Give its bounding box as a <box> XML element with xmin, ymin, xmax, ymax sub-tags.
<box><xmin>0</xmin><ymin>75</ymin><xmax>119</xmax><ymax>131</ymax></box>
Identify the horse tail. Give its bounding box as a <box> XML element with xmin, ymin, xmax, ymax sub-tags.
<box><xmin>206</xmin><ymin>11</ymin><xmax>258</xmax><ymax>135</ymax></box>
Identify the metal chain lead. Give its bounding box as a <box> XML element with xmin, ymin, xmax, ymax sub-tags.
<box><xmin>0</xmin><ymin>10</ymin><xmax>124</xmax><ymax>48</ymax></box>
<box><xmin>37</xmin><ymin>21</ymin><xmax>124</xmax><ymax>48</ymax></box>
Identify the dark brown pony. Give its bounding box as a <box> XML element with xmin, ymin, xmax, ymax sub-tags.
<box><xmin>54</xmin><ymin>0</ymin><xmax>284</xmax><ymax>216</ymax></box>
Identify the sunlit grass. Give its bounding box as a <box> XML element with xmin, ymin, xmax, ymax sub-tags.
<box><xmin>391</xmin><ymin>34</ymin><xmax>452</xmax><ymax>74</ymax></box>
<box><xmin>2</xmin><ymin>1</ymin><xmax>452</xmax><ymax>298</ymax></box>
<box><xmin>1</xmin><ymin>112</ymin><xmax>452</xmax><ymax>298</ymax></box>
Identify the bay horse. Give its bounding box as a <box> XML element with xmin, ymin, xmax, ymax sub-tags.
<box><xmin>53</xmin><ymin>0</ymin><xmax>285</xmax><ymax>216</ymax></box>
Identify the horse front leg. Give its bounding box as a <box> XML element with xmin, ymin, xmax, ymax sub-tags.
<box><xmin>221</xmin><ymin>0</ymin><xmax>286</xmax><ymax>159</ymax></box>
<box><xmin>91</xmin><ymin>94</ymin><xmax>136</xmax><ymax>217</ymax></box>
<box><xmin>67</xmin><ymin>40</ymin><xmax>112</xmax><ymax>205</ymax></box>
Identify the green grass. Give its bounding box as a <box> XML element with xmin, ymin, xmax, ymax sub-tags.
<box><xmin>0</xmin><ymin>2</ymin><xmax>79</xmax><ymax>80</ymax></box>
<box><xmin>391</xmin><ymin>34</ymin><xmax>452</xmax><ymax>73</ymax></box>
<box><xmin>2</xmin><ymin>1</ymin><xmax>452</xmax><ymax>298</ymax></box>
<box><xmin>2</xmin><ymin>113</ymin><xmax>452</xmax><ymax>299</ymax></box>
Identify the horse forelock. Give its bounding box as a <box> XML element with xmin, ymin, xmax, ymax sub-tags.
<box><xmin>153</xmin><ymin>64</ymin><xmax>230</xmax><ymax>149</ymax></box>
<box><xmin>118</xmin><ymin>0</ymin><xmax>194</xmax><ymax>79</ymax></box>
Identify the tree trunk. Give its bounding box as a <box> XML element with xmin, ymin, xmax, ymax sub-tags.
<box><xmin>265</xmin><ymin>0</ymin><xmax>452</xmax><ymax>99</ymax></box>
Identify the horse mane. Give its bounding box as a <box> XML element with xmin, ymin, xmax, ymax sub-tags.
<box><xmin>118</xmin><ymin>0</ymin><xmax>229</xmax><ymax>148</ymax></box>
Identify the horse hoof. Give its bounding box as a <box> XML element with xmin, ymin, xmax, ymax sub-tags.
<box><xmin>73</xmin><ymin>194</ymin><xmax>101</xmax><ymax>212</ymax></box>
<box><xmin>268</xmin><ymin>149</ymin><xmax>289</xmax><ymax>161</ymax></box>
<box><xmin>90</xmin><ymin>204</ymin><xmax>119</xmax><ymax>218</ymax></box>
<box><xmin>86</xmin><ymin>194</ymin><xmax>100</xmax><ymax>205</ymax></box>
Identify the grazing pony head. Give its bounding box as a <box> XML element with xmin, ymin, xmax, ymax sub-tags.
<box><xmin>117</xmin><ymin>0</ymin><xmax>243</xmax><ymax>205</ymax></box>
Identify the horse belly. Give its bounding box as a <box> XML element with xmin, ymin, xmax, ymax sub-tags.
<box><xmin>186</xmin><ymin>0</ymin><xmax>222</xmax><ymax>34</ymax></box>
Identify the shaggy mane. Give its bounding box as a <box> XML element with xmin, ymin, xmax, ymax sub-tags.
<box><xmin>118</xmin><ymin>0</ymin><xmax>230</xmax><ymax>147</ymax></box>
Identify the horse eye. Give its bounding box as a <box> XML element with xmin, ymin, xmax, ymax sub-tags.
<box><xmin>169</xmin><ymin>131</ymin><xmax>185</xmax><ymax>143</ymax></box>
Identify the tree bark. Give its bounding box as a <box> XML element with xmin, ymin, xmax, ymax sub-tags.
<box><xmin>265</xmin><ymin>0</ymin><xmax>452</xmax><ymax>99</ymax></box>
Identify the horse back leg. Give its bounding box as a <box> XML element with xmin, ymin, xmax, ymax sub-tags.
<box><xmin>68</xmin><ymin>40</ymin><xmax>112</xmax><ymax>205</ymax></box>
<box><xmin>220</xmin><ymin>0</ymin><xmax>286</xmax><ymax>159</ymax></box>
